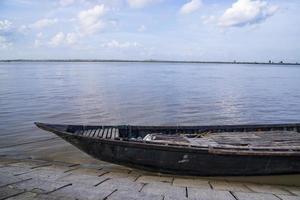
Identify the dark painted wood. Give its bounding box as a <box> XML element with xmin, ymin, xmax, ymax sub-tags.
<box><xmin>35</xmin><ymin>122</ymin><xmax>300</xmax><ymax>176</ymax></box>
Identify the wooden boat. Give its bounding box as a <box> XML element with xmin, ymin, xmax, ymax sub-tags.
<box><xmin>35</xmin><ymin>122</ymin><xmax>300</xmax><ymax>176</ymax></box>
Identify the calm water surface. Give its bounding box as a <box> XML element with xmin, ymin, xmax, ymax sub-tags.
<box><xmin>1</xmin><ymin>62</ymin><xmax>300</xmax><ymax>135</ymax></box>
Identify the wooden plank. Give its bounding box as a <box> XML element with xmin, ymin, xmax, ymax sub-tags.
<box><xmin>111</xmin><ymin>128</ymin><xmax>116</xmax><ymax>139</ymax></box>
<box><xmin>74</xmin><ymin>130</ymin><xmax>81</xmax><ymax>135</ymax></box>
<box><xmin>82</xmin><ymin>130</ymin><xmax>89</xmax><ymax>136</ymax></box>
<box><xmin>94</xmin><ymin>129</ymin><xmax>101</xmax><ymax>138</ymax></box>
<box><xmin>87</xmin><ymin>129</ymin><xmax>94</xmax><ymax>137</ymax></box>
<box><xmin>78</xmin><ymin>129</ymin><xmax>84</xmax><ymax>136</ymax></box>
<box><xmin>99</xmin><ymin>129</ymin><xmax>104</xmax><ymax>138</ymax></box>
<box><xmin>103</xmin><ymin>129</ymin><xmax>108</xmax><ymax>139</ymax></box>
<box><xmin>115</xmin><ymin>128</ymin><xmax>119</xmax><ymax>138</ymax></box>
<box><xmin>110</xmin><ymin>128</ymin><xmax>113</xmax><ymax>138</ymax></box>
<box><xmin>91</xmin><ymin>129</ymin><xmax>97</xmax><ymax>137</ymax></box>
<box><xmin>107</xmin><ymin>128</ymin><xmax>112</xmax><ymax>139</ymax></box>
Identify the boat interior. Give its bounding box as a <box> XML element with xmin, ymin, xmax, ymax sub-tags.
<box><xmin>36</xmin><ymin>123</ymin><xmax>300</xmax><ymax>151</ymax></box>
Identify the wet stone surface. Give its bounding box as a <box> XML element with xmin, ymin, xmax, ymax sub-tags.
<box><xmin>0</xmin><ymin>131</ymin><xmax>300</xmax><ymax>200</ymax></box>
<box><xmin>0</xmin><ymin>157</ymin><xmax>300</xmax><ymax>200</ymax></box>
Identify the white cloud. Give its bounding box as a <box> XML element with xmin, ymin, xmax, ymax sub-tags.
<box><xmin>31</xmin><ymin>18</ymin><xmax>58</xmax><ymax>29</ymax></box>
<box><xmin>78</xmin><ymin>4</ymin><xmax>106</xmax><ymax>35</ymax></box>
<box><xmin>179</xmin><ymin>0</ymin><xmax>202</xmax><ymax>15</ymax></box>
<box><xmin>202</xmin><ymin>15</ymin><xmax>216</xmax><ymax>24</ymax></box>
<box><xmin>127</xmin><ymin>0</ymin><xmax>161</xmax><ymax>9</ymax></box>
<box><xmin>66</xmin><ymin>32</ymin><xmax>78</xmax><ymax>45</ymax></box>
<box><xmin>138</xmin><ymin>24</ymin><xmax>146</xmax><ymax>32</ymax></box>
<box><xmin>103</xmin><ymin>40</ymin><xmax>139</xmax><ymax>48</ymax></box>
<box><xmin>0</xmin><ymin>20</ymin><xmax>13</xmax><ymax>49</ymax></box>
<box><xmin>18</xmin><ymin>25</ymin><xmax>30</xmax><ymax>34</ymax></box>
<box><xmin>34</xmin><ymin>39</ymin><xmax>42</xmax><ymax>47</ymax></box>
<box><xmin>34</xmin><ymin>32</ymin><xmax>44</xmax><ymax>47</ymax></box>
<box><xmin>59</xmin><ymin>0</ymin><xmax>75</xmax><ymax>6</ymax></box>
<box><xmin>218</xmin><ymin>0</ymin><xmax>278</xmax><ymax>28</ymax></box>
<box><xmin>0</xmin><ymin>35</ymin><xmax>12</xmax><ymax>49</ymax></box>
<box><xmin>37</xmin><ymin>32</ymin><xmax>43</xmax><ymax>38</ymax></box>
<box><xmin>47</xmin><ymin>32</ymin><xmax>79</xmax><ymax>47</ymax></box>
<box><xmin>49</xmin><ymin>32</ymin><xmax>65</xmax><ymax>47</ymax></box>
<box><xmin>0</xmin><ymin>20</ymin><xmax>12</xmax><ymax>32</ymax></box>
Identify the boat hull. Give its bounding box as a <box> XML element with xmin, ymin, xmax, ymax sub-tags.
<box><xmin>55</xmin><ymin>131</ymin><xmax>300</xmax><ymax>176</ymax></box>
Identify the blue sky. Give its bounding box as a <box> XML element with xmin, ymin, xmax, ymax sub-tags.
<box><xmin>0</xmin><ymin>0</ymin><xmax>299</xmax><ymax>62</ymax></box>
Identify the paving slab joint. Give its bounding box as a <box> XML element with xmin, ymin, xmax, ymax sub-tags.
<box><xmin>229</xmin><ymin>191</ymin><xmax>239</xmax><ymax>200</ymax></box>
<box><xmin>102</xmin><ymin>189</ymin><xmax>118</xmax><ymax>200</ymax></box>
<box><xmin>94</xmin><ymin>178</ymin><xmax>110</xmax><ymax>187</ymax></box>
<box><xmin>45</xmin><ymin>183</ymin><xmax>73</xmax><ymax>194</ymax></box>
<box><xmin>139</xmin><ymin>183</ymin><xmax>147</xmax><ymax>192</ymax></box>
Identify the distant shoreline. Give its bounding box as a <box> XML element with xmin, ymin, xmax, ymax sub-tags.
<box><xmin>0</xmin><ymin>59</ymin><xmax>299</xmax><ymax>65</ymax></box>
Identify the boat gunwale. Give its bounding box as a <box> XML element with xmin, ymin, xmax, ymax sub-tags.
<box><xmin>35</xmin><ymin>122</ymin><xmax>300</xmax><ymax>156</ymax></box>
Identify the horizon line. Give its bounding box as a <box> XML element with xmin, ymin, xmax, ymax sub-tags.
<box><xmin>0</xmin><ymin>59</ymin><xmax>299</xmax><ymax>65</ymax></box>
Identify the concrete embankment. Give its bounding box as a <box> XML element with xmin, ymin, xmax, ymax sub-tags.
<box><xmin>0</xmin><ymin>131</ymin><xmax>300</xmax><ymax>199</ymax></box>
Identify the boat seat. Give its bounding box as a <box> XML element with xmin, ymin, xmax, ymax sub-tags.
<box><xmin>74</xmin><ymin>127</ymin><xmax>120</xmax><ymax>139</ymax></box>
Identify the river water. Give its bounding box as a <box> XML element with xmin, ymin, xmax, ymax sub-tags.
<box><xmin>1</xmin><ymin>62</ymin><xmax>300</xmax><ymax>185</ymax></box>
<box><xmin>1</xmin><ymin>62</ymin><xmax>300</xmax><ymax>132</ymax></box>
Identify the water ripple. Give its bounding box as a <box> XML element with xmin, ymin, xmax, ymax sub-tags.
<box><xmin>1</xmin><ymin>62</ymin><xmax>300</xmax><ymax>134</ymax></box>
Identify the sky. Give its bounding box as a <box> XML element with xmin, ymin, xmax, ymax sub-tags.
<box><xmin>0</xmin><ymin>0</ymin><xmax>299</xmax><ymax>62</ymax></box>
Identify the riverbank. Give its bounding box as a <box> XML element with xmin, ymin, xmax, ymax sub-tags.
<box><xmin>1</xmin><ymin>156</ymin><xmax>300</xmax><ymax>200</ymax></box>
<box><xmin>1</xmin><ymin>127</ymin><xmax>300</xmax><ymax>199</ymax></box>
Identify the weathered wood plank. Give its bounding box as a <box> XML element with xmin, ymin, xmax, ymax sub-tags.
<box><xmin>111</xmin><ymin>128</ymin><xmax>116</xmax><ymax>139</ymax></box>
<box><xmin>82</xmin><ymin>130</ymin><xmax>89</xmax><ymax>136</ymax></box>
<box><xmin>94</xmin><ymin>129</ymin><xmax>101</xmax><ymax>138</ymax></box>
<box><xmin>103</xmin><ymin>129</ymin><xmax>108</xmax><ymax>139</ymax></box>
<box><xmin>98</xmin><ymin>129</ymin><xmax>104</xmax><ymax>138</ymax></box>
<box><xmin>87</xmin><ymin>129</ymin><xmax>94</xmax><ymax>137</ymax></box>
<box><xmin>115</xmin><ymin>128</ymin><xmax>119</xmax><ymax>138</ymax></box>
<box><xmin>107</xmin><ymin>128</ymin><xmax>112</xmax><ymax>139</ymax></box>
<box><xmin>90</xmin><ymin>129</ymin><xmax>97</xmax><ymax>137</ymax></box>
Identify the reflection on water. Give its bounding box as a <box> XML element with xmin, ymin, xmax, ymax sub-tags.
<box><xmin>1</xmin><ymin>62</ymin><xmax>300</xmax><ymax>184</ymax></box>
<box><xmin>1</xmin><ymin>62</ymin><xmax>300</xmax><ymax>130</ymax></box>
